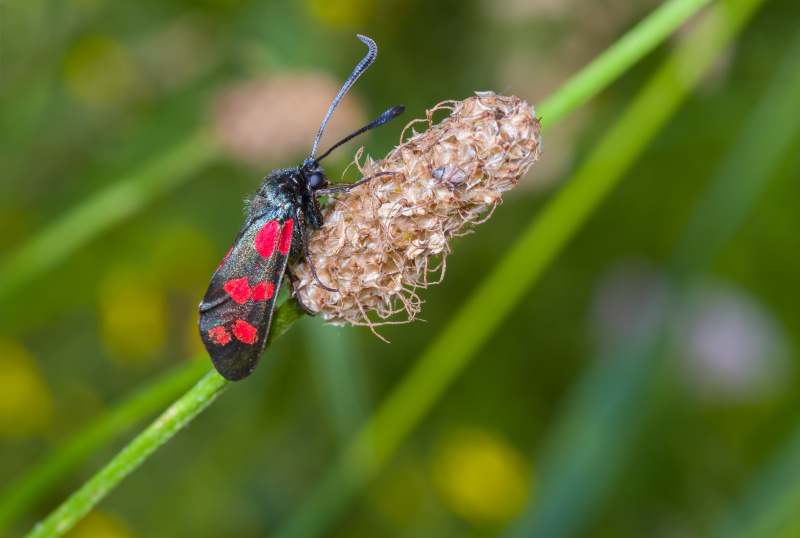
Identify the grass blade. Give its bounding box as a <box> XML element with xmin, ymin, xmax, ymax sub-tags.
<box><xmin>0</xmin><ymin>359</ymin><xmax>208</xmax><ymax>533</ymax></box>
<box><xmin>538</xmin><ymin>0</ymin><xmax>713</xmax><ymax>125</ymax></box>
<box><xmin>512</xmin><ymin>7</ymin><xmax>797</xmax><ymax>538</ymax></box>
<box><xmin>17</xmin><ymin>300</ymin><xmax>304</xmax><ymax>538</ymax></box>
<box><xmin>0</xmin><ymin>129</ymin><xmax>218</xmax><ymax>302</ymax></box>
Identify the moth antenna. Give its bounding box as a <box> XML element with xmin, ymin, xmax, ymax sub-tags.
<box><xmin>310</xmin><ymin>34</ymin><xmax>377</xmax><ymax>159</ymax></box>
<box><xmin>313</xmin><ymin>105</ymin><xmax>405</xmax><ymax>164</ymax></box>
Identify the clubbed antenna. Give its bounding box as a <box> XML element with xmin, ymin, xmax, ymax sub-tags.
<box><xmin>313</xmin><ymin>105</ymin><xmax>405</xmax><ymax>164</ymax></box>
<box><xmin>310</xmin><ymin>35</ymin><xmax>378</xmax><ymax>159</ymax></box>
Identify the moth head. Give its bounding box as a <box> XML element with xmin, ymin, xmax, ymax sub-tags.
<box><xmin>301</xmin><ymin>159</ymin><xmax>328</xmax><ymax>192</ymax></box>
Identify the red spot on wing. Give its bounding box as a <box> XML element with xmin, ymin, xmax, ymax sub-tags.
<box><xmin>252</xmin><ymin>281</ymin><xmax>275</xmax><ymax>301</ymax></box>
<box><xmin>208</xmin><ymin>326</ymin><xmax>231</xmax><ymax>345</ymax></box>
<box><xmin>223</xmin><ymin>277</ymin><xmax>252</xmax><ymax>304</ymax></box>
<box><xmin>278</xmin><ymin>219</ymin><xmax>293</xmax><ymax>255</ymax></box>
<box><xmin>233</xmin><ymin>319</ymin><xmax>258</xmax><ymax>344</ymax></box>
<box><xmin>254</xmin><ymin>221</ymin><xmax>279</xmax><ymax>258</ymax></box>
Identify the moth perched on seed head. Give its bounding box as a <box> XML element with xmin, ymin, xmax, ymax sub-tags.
<box><xmin>198</xmin><ymin>35</ymin><xmax>403</xmax><ymax>380</ymax></box>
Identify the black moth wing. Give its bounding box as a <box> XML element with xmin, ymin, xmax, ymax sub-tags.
<box><xmin>199</xmin><ymin>213</ymin><xmax>296</xmax><ymax>380</ymax></box>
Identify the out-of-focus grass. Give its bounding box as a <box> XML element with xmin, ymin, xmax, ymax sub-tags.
<box><xmin>536</xmin><ymin>0</ymin><xmax>712</xmax><ymax>125</ymax></box>
<box><xmin>23</xmin><ymin>300</ymin><xmax>305</xmax><ymax>538</ymax></box>
<box><xmin>714</xmin><ymin>426</ymin><xmax>800</xmax><ymax>538</ymax></box>
<box><xmin>701</xmin><ymin>28</ymin><xmax>800</xmax><ymax>538</ymax></box>
<box><xmin>0</xmin><ymin>358</ymin><xmax>208</xmax><ymax>532</ymax></box>
<box><xmin>0</xmin><ymin>129</ymin><xmax>218</xmax><ymax>302</ymax></box>
<box><xmin>509</xmin><ymin>7</ymin><xmax>798</xmax><ymax>537</ymax></box>
<box><xmin>26</xmin><ymin>370</ymin><xmax>230</xmax><ymax>538</ymax></box>
<box><xmin>304</xmin><ymin>320</ymin><xmax>370</xmax><ymax>447</ymax></box>
<box><xmin>670</xmin><ymin>26</ymin><xmax>800</xmax><ymax>278</ymax></box>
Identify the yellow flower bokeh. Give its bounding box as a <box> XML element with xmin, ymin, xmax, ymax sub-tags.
<box><xmin>431</xmin><ymin>426</ymin><xmax>532</xmax><ymax>525</ymax></box>
<box><xmin>0</xmin><ymin>340</ymin><xmax>52</xmax><ymax>438</ymax></box>
<box><xmin>64</xmin><ymin>510</ymin><xmax>133</xmax><ymax>538</ymax></box>
<box><xmin>98</xmin><ymin>264</ymin><xmax>166</xmax><ymax>365</ymax></box>
<box><xmin>305</xmin><ymin>0</ymin><xmax>374</xmax><ymax>27</ymax></box>
<box><xmin>62</xmin><ymin>35</ymin><xmax>137</xmax><ymax>107</ymax></box>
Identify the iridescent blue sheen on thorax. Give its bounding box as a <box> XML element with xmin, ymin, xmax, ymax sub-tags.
<box><xmin>248</xmin><ymin>159</ymin><xmax>326</xmax><ymax>257</ymax></box>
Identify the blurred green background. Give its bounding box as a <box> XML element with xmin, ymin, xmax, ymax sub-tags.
<box><xmin>2</xmin><ymin>0</ymin><xmax>800</xmax><ymax>537</ymax></box>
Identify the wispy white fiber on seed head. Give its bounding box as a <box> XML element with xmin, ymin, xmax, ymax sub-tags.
<box><xmin>292</xmin><ymin>92</ymin><xmax>543</xmax><ymax>328</ymax></box>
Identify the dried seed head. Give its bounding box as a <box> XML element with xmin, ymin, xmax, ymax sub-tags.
<box><xmin>292</xmin><ymin>92</ymin><xmax>543</xmax><ymax>328</ymax></box>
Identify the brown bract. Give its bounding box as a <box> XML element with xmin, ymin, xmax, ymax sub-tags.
<box><xmin>292</xmin><ymin>92</ymin><xmax>543</xmax><ymax>328</ymax></box>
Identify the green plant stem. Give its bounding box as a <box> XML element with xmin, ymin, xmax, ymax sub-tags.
<box><xmin>513</xmin><ymin>7</ymin><xmax>792</xmax><ymax>537</ymax></box>
<box><xmin>22</xmin><ymin>300</ymin><xmax>304</xmax><ymax>538</ymax></box>
<box><xmin>699</xmin><ymin>27</ymin><xmax>800</xmax><ymax>538</ymax></box>
<box><xmin>671</xmin><ymin>24</ymin><xmax>800</xmax><ymax>279</ymax></box>
<box><xmin>272</xmin><ymin>0</ymin><xmax>765</xmax><ymax>536</ymax></box>
<box><xmin>0</xmin><ymin>128</ymin><xmax>218</xmax><ymax>302</ymax></box>
<box><xmin>0</xmin><ymin>358</ymin><xmax>209</xmax><ymax>534</ymax></box>
<box><xmin>712</xmin><ymin>427</ymin><xmax>800</xmax><ymax>538</ymax></box>
<box><xmin>537</xmin><ymin>0</ymin><xmax>713</xmax><ymax>126</ymax></box>
<box><xmin>27</xmin><ymin>369</ymin><xmax>229</xmax><ymax>538</ymax></box>
<box><xmin>304</xmin><ymin>319</ymin><xmax>369</xmax><ymax>447</ymax></box>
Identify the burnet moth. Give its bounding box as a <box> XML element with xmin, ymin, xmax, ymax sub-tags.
<box><xmin>199</xmin><ymin>35</ymin><xmax>404</xmax><ymax>381</ymax></box>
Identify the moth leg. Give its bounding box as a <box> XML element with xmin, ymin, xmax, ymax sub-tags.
<box><xmin>285</xmin><ymin>268</ymin><xmax>316</xmax><ymax>316</ymax></box>
<box><xmin>295</xmin><ymin>206</ymin><xmax>339</xmax><ymax>293</ymax></box>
